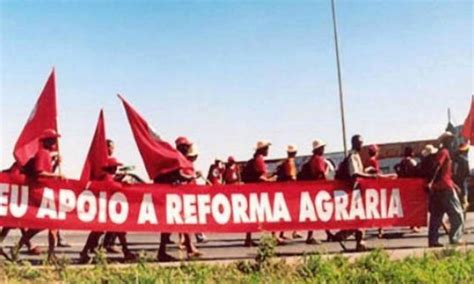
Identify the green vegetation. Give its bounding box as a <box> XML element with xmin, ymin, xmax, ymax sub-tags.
<box><xmin>1</xmin><ymin>237</ymin><xmax>473</xmax><ymax>283</ymax></box>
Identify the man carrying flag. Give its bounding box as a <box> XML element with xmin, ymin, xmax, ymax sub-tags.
<box><xmin>78</xmin><ymin>110</ymin><xmax>137</xmax><ymax>263</ymax></box>
<box><xmin>3</xmin><ymin>70</ymin><xmax>64</xmax><ymax>261</ymax></box>
<box><xmin>14</xmin><ymin>129</ymin><xmax>64</xmax><ymax>261</ymax></box>
<box><xmin>119</xmin><ymin>95</ymin><xmax>197</xmax><ymax>262</ymax></box>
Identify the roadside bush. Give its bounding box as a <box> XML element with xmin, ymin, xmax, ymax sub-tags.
<box><xmin>0</xmin><ymin>248</ymin><xmax>473</xmax><ymax>283</ymax></box>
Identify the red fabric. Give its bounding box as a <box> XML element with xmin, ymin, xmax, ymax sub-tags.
<box><xmin>208</xmin><ymin>165</ymin><xmax>223</xmax><ymax>185</ymax></box>
<box><xmin>367</xmin><ymin>157</ymin><xmax>380</xmax><ymax>173</ymax></box>
<box><xmin>100</xmin><ymin>173</ymin><xmax>116</xmax><ymax>182</ymax></box>
<box><xmin>224</xmin><ymin>165</ymin><xmax>240</xmax><ymax>184</ymax></box>
<box><xmin>462</xmin><ymin>96</ymin><xmax>474</xmax><ymax>144</ymax></box>
<box><xmin>80</xmin><ymin>110</ymin><xmax>109</xmax><ymax>182</ymax></box>
<box><xmin>310</xmin><ymin>155</ymin><xmax>327</xmax><ymax>179</ymax></box>
<box><xmin>253</xmin><ymin>154</ymin><xmax>267</xmax><ymax>178</ymax></box>
<box><xmin>34</xmin><ymin>148</ymin><xmax>53</xmax><ymax>173</ymax></box>
<box><xmin>432</xmin><ymin>148</ymin><xmax>454</xmax><ymax>191</ymax></box>
<box><xmin>118</xmin><ymin>95</ymin><xmax>193</xmax><ymax>180</ymax></box>
<box><xmin>0</xmin><ymin>173</ymin><xmax>428</xmax><ymax>232</ymax></box>
<box><xmin>14</xmin><ymin>70</ymin><xmax>58</xmax><ymax>166</ymax></box>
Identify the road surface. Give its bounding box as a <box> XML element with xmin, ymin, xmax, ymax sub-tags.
<box><xmin>1</xmin><ymin>213</ymin><xmax>473</xmax><ymax>265</ymax></box>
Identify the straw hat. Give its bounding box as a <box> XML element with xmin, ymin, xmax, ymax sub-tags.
<box><xmin>421</xmin><ymin>144</ymin><xmax>438</xmax><ymax>157</ymax></box>
<box><xmin>438</xmin><ymin>131</ymin><xmax>454</xmax><ymax>141</ymax></box>
<box><xmin>187</xmin><ymin>144</ymin><xmax>199</xmax><ymax>157</ymax></box>
<box><xmin>255</xmin><ymin>140</ymin><xmax>271</xmax><ymax>150</ymax></box>
<box><xmin>312</xmin><ymin>139</ymin><xmax>326</xmax><ymax>150</ymax></box>
<box><xmin>287</xmin><ymin>144</ymin><xmax>298</xmax><ymax>153</ymax></box>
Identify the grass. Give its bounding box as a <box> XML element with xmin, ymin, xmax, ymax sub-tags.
<box><xmin>0</xmin><ymin>238</ymin><xmax>473</xmax><ymax>283</ymax></box>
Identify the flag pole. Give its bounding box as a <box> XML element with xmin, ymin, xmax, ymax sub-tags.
<box><xmin>331</xmin><ymin>0</ymin><xmax>348</xmax><ymax>155</ymax></box>
<box><xmin>53</xmin><ymin>67</ymin><xmax>63</xmax><ymax>177</ymax></box>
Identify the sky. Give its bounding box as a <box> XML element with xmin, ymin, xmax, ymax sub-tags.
<box><xmin>0</xmin><ymin>0</ymin><xmax>472</xmax><ymax>181</ymax></box>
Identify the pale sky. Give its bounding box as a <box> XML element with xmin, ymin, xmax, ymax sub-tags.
<box><xmin>1</xmin><ymin>0</ymin><xmax>472</xmax><ymax>181</ymax></box>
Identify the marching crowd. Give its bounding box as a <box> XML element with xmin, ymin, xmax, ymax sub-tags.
<box><xmin>0</xmin><ymin>127</ymin><xmax>470</xmax><ymax>263</ymax></box>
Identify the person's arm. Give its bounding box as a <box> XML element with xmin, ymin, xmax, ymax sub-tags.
<box><xmin>254</xmin><ymin>156</ymin><xmax>276</xmax><ymax>182</ymax></box>
<box><xmin>349</xmin><ymin>155</ymin><xmax>377</xmax><ymax>179</ymax></box>
<box><xmin>35</xmin><ymin>151</ymin><xmax>64</xmax><ymax>179</ymax></box>
<box><xmin>427</xmin><ymin>165</ymin><xmax>441</xmax><ymax>190</ymax></box>
<box><xmin>37</xmin><ymin>171</ymin><xmax>64</xmax><ymax>179</ymax></box>
<box><xmin>427</xmin><ymin>151</ymin><xmax>447</xmax><ymax>190</ymax></box>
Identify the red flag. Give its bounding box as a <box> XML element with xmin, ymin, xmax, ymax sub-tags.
<box><xmin>13</xmin><ymin>69</ymin><xmax>58</xmax><ymax>166</ymax></box>
<box><xmin>80</xmin><ymin>110</ymin><xmax>108</xmax><ymax>181</ymax></box>
<box><xmin>118</xmin><ymin>95</ymin><xmax>193</xmax><ymax>180</ymax></box>
<box><xmin>462</xmin><ymin>96</ymin><xmax>474</xmax><ymax>144</ymax></box>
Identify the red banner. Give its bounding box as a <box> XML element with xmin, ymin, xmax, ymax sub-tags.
<box><xmin>0</xmin><ymin>173</ymin><xmax>428</xmax><ymax>233</ymax></box>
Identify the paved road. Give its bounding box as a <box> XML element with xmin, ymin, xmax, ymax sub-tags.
<box><xmin>1</xmin><ymin>213</ymin><xmax>473</xmax><ymax>265</ymax></box>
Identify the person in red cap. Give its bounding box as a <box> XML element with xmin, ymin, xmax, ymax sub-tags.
<box><xmin>207</xmin><ymin>158</ymin><xmax>224</xmax><ymax>185</ymax></box>
<box><xmin>365</xmin><ymin>145</ymin><xmax>381</xmax><ymax>174</ymax></box>
<box><xmin>14</xmin><ymin>129</ymin><xmax>64</xmax><ymax>262</ymax></box>
<box><xmin>223</xmin><ymin>156</ymin><xmax>241</xmax><ymax>184</ymax></box>
<box><xmin>154</xmin><ymin>137</ymin><xmax>201</xmax><ymax>261</ymax></box>
<box><xmin>79</xmin><ymin>157</ymin><xmax>136</xmax><ymax>263</ymax></box>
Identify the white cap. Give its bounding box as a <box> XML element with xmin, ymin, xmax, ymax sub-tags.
<box><xmin>421</xmin><ymin>144</ymin><xmax>438</xmax><ymax>157</ymax></box>
<box><xmin>287</xmin><ymin>144</ymin><xmax>298</xmax><ymax>153</ymax></box>
<box><xmin>256</xmin><ymin>140</ymin><xmax>272</xmax><ymax>150</ymax></box>
<box><xmin>187</xmin><ymin>144</ymin><xmax>199</xmax><ymax>157</ymax></box>
<box><xmin>438</xmin><ymin>131</ymin><xmax>454</xmax><ymax>141</ymax></box>
<box><xmin>312</xmin><ymin>139</ymin><xmax>326</xmax><ymax>150</ymax></box>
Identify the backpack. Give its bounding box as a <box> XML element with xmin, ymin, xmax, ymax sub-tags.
<box><xmin>297</xmin><ymin>160</ymin><xmax>313</xmax><ymax>181</ymax></box>
<box><xmin>241</xmin><ymin>159</ymin><xmax>258</xmax><ymax>183</ymax></box>
<box><xmin>335</xmin><ymin>154</ymin><xmax>352</xmax><ymax>181</ymax></box>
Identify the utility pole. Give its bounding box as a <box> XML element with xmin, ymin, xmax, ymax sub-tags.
<box><xmin>331</xmin><ymin>0</ymin><xmax>348</xmax><ymax>155</ymax></box>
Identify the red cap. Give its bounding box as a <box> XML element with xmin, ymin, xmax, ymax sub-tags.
<box><xmin>40</xmin><ymin>129</ymin><xmax>61</xmax><ymax>140</ymax></box>
<box><xmin>368</xmin><ymin>144</ymin><xmax>379</xmax><ymax>153</ymax></box>
<box><xmin>175</xmin><ymin>136</ymin><xmax>192</xmax><ymax>146</ymax></box>
<box><xmin>227</xmin><ymin>156</ymin><xmax>235</xmax><ymax>163</ymax></box>
<box><xmin>103</xmin><ymin>157</ymin><xmax>123</xmax><ymax>168</ymax></box>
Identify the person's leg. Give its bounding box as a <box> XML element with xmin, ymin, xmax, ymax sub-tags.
<box><xmin>355</xmin><ymin>230</ymin><xmax>366</xmax><ymax>251</ymax></box>
<box><xmin>103</xmin><ymin>232</ymin><xmax>120</xmax><ymax>253</ymax></box>
<box><xmin>292</xmin><ymin>231</ymin><xmax>302</xmax><ymax>239</ymax></box>
<box><xmin>195</xmin><ymin>232</ymin><xmax>208</xmax><ymax>243</ymax></box>
<box><xmin>428</xmin><ymin>192</ymin><xmax>445</xmax><ymax>246</ymax></box>
<box><xmin>244</xmin><ymin>232</ymin><xmax>257</xmax><ymax>246</ymax></box>
<box><xmin>271</xmin><ymin>232</ymin><xmax>286</xmax><ymax>245</ymax></box>
<box><xmin>0</xmin><ymin>227</ymin><xmax>11</xmax><ymax>243</ymax></box>
<box><xmin>79</xmin><ymin>231</ymin><xmax>102</xmax><ymax>263</ymax></box>
<box><xmin>157</xmin><ymin>233</ymin><xmax>176</xmax><ymax>262</ymax></box>
<box><xmin>117</xmin><ymin>233</ymin><xmax>136</xmax><ymax>261</ymax></box>
<box><xmin>57</xmin><ymin>230</ymin><xmax>71</xmax><ymax>247</ymax></box>
<box><xmin>444</xmin><ymin>190</ymin><xmax>464</xmax><ymax>244</ymax></box>
<box><xmin>325</xmin><ymin>230</ymin><xmax>334</xmax><ymax>242</ymax></box>
<box><xmin>184</xmin><ymin>233</ymin><xmax>201</xmax><ymax>258</ymax></box>
<box><xmin>305</xmin><ymin>231</ymin><xmax>321</xmax><ymax>244</ymax></box>
<box><xmin>47</xmin><ymin>230</ymin><xmax>58</xmax><ymax>261</ymax></box>
<box><xmin>18</xmin><ymin>229</ymin><xmax>41</xmax><ymax>249</ymax></box>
